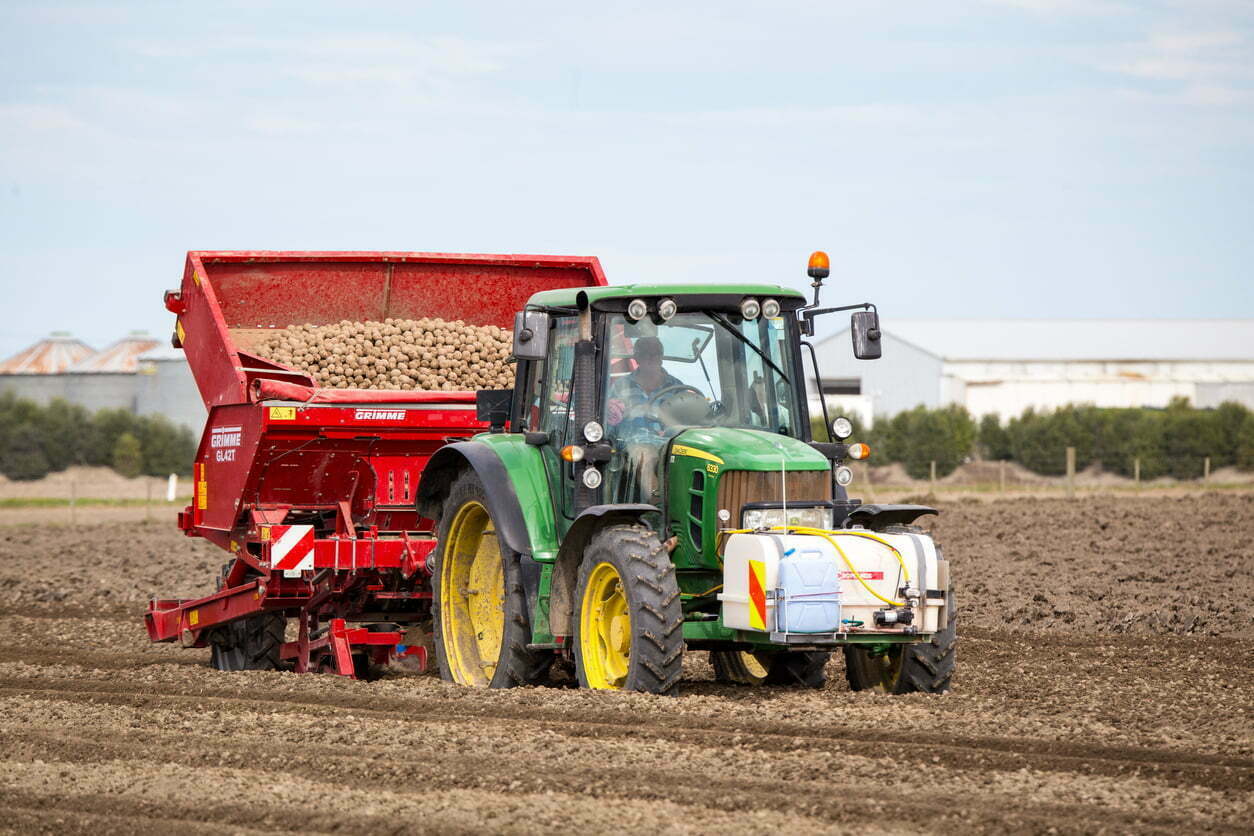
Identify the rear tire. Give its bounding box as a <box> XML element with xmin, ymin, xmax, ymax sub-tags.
<box><xmin>711</xmin><ymin>650</ymin><xmax>829</xmax><ymax>688</ymax></box>
<box><xmin>574</xmin><ymin>525</ymin><xmax>683</xmax><ymax>695</ymax></box>
<box><xmin>844</xmin><ymin>591</ymin><xmax>957</xmax><ymax>694</ymax></box>
<box><xmin>431</xmin><ymin>471</ymin><xmax>542</xmax><ymax>688</ymax></box>
<box><xmin>209</xmin><ymin>612</ymin><xmax>285</xmax><ymax>672</ymax></box>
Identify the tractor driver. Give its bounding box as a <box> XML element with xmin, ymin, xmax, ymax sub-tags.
<box><xmin>606</xmin><ymin>336</ymin><xmax>685</xmax><ymax>424</ymax></box>
<box><xmin>606</xmin><ymin>336</ymin><xmax>689</xmax><ymax>502</ymax></box>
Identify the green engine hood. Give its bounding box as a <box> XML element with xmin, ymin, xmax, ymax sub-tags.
<box><xmin>670</xmin><ymin>427</ymin><xmax>829</xmax><ymax>471</ymax></box>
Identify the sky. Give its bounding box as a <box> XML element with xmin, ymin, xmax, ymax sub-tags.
<box><xmin>1</xmin><ymin>1</ymin><xmax>1252</xmax><ymax>358</ymax></box>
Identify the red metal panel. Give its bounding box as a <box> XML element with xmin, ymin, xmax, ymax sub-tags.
<box><xmin>309</xmin><ymin>537</ymin><xmax>435</xmax><ymax>571</ymax></box>
<box><xmin>385</xmin><ymin>261</ymin><xmax>602</xmax><ymax>329</ymax></box>
<box><xmin>144</xmin><ymin>579</ymin><xmax>268</xmax><ymax>643</ymax></box>
<box><xmin>198</xmin><ymin>404</ymin><xmax>265</xmax><ymax>533</ymax></box>
<box><xmin>371</xmin><ymin>456</ymin><xmax>422</xmax><ymax>506</ymax></box>
<box><xmin>262</xmin><ymin>403</ymin><xmax>482</xmax><ymax>431</ymax></box>
<box><xmin>180</xmin><ymin>253</ymin><xmax>251</xmax><ymax>408</ymax></box>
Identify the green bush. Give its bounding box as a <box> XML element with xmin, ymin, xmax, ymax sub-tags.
<box><xmin>83</xmin><ymin>408</ymin><xmax>142</xmax><ymax>468</ymax></box>
<box><xmin>135</xmin><ymin>415</ymin><xmax>197</xmax><ymax>476</ymax></box>
<box><xmin>828</xmin><ymin>399</ymin><xmax>1254</xmax><ymax>480</ymax></box>
<box><xmin>111</xmin><ymin>432</ymin><xmax>144</xmax><ymax>478</ymax></box>
<box><xmin>1007</xmin><ymin>405</ymin><xmax>1104</xmax><ymax>475</ymax></box>
<box><xmin>0</xmin><ymin>424</ymin><xmax>52</xmax><ymax>481</ymax></box>
<box><xmin>1001</xmin><ymin>400</ymin><xmax>1251</xmax><ymax>479</ymax></box>
<box><xmin>39</xmin><ymin>399</ymin><xmax>93</xmax><ymax>471</ymax></box>
<box><xmin>874</xmin><ymin>404</ymin><xmax>976</xmax><ymax>479</ymax></box>
<box><xmin>1236</xmin><ymin>411</ymin><xmax>1254</xmax><ymax>471</ymax></box>
<box><xmin>0</xmin><ymin>394</ymin><xmax>197</xmax><ymax>480</ymax></box>
<box><xmin>1100</xmin><ymin>408</ymin><xmax>1167</xmax><ymax>478</ymax></box>
<box><xmin>978</xmin><ymin>413</ymin><xmax>1012</xmax><ymax>460</ymax></box>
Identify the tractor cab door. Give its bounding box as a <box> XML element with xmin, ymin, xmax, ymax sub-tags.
<box><xmin>518</xmin><ymin>314</ymin><xmax>582</xmax><ymax>533</ymax></box>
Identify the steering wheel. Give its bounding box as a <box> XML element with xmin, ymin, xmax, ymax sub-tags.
<box><xmin>647</xmin><ymin>384</ymin><xmax>712</xmax><ymax>424</ymax></box>
<box><xmin>647</xmin><ymin>384</ymin><xmax>706</xmax><ymax>407</ymax></box>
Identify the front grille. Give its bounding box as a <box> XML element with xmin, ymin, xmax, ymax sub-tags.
<box><xmin>715</xmin><ymin>469</ymin><xmax>832</xmax><ymax>524</ymax></box>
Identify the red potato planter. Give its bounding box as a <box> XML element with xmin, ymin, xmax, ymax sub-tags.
<box><xmin>145</xmin><ymin>251</ymin><xmax>606</xmax><ymax>677</ymax></box>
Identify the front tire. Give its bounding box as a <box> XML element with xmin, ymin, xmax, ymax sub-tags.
<box><xmin>844</xmin><ymin>591</ymin><xmax>957</xmax><ymax>694</ymax></box>
<box><xmin>574</xmin><ymin>525</ymin><xmax>683</xmax><ymax>695</ymax></box>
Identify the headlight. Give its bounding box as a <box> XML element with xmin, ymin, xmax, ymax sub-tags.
<box><xmin>835</xmin><ymin>466</ymin><xmax>854</xmax><ymax>486</ymax></box>
<box><xmin>626</xmin><ymin>298</ymin><xmax>648</xmax><ymax>321</ymax></box>
<box><xmin>583</xmin><ymin>420</ymin><xmax>604</xmax><ymax>443</ymax></box>
<box><xmin>739</xmin><ymin>298</ymin><xmax>761</xmax><ymax>320</ymax></box>
<box><xmin>742</xmin><ymin>504</ymin><xmax>834</xmax><ymax>531</ymax></box>
<box><xmin>761</xmin><ymin>298</ymin><xmax>781</xmax><ymax>318</ymax></box>
<box><xmin>657</xmin><ymin>298</ymin><xmax>677</xmax><ymax>320</ymax></box>
<box><xmin>582</xmin><ymin>466</ymin><xmax>603</xmax><ymax>489</ymax></box>
<box><xmin>831</xmin><ymin>416</ymin><xmax>853</xmax><ymax>439</ymax></box>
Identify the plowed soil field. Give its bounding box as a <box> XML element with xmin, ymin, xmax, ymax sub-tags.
<box><xmin>0</xmin><ymin>494</ymin><xmax>1250</xmax><ymax>834</ymax></box>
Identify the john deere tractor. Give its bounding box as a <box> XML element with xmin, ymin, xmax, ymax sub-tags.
<box><xmin>418</xmin><ymin>252</ymin><xmax>955</xmax><ymax>695</ymax></box>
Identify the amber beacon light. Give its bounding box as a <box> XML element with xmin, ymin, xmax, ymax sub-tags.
<box><xmin>807</xmin><ymin>250</ymin><xmax>830</xmax><ymax>280</ymax></box>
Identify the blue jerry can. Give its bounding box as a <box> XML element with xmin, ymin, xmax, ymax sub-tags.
<box><xmin>775</xmin><ymin>550</ymin><xmax>842</xmax><ymax>634</ymax></box>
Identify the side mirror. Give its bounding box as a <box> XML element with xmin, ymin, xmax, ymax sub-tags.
<box><xmin>512</xmin><ymin>310</ymin><xmax>550</xmax><ymax>361</ymax></box>
<box><xmin>476</xmin><ymin>389</ymin><xmax>513</xmax><ymax>431</ymax></box>
<box><xmin>851</xmin><ymin>310</ymin><xmax>882</xmax><ymax>360</ymax></box>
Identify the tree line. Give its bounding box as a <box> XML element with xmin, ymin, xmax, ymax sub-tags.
<box><xmin>818</xmin><ymin>399</ymin><xmax>1254</xmax><ymax>480</ymax></box>
<box><xmin>0</xmin><ymin>393</ymin><xmax>197</xmax><ymax>481</ymax></box>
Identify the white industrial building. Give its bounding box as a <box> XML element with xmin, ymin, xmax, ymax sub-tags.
<box><xmin>810</xmin><ymin>319</ymin><xmax>1254</xmax><ymax>423</ymax></box>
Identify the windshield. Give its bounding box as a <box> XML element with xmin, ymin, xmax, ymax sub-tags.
<box><xmin>601</xmin><ymin>311</ymin><xmax>801</xmax><ymax>504</ymax></box>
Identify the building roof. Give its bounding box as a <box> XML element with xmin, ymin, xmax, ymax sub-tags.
<box><xmin>0</xmin><ymin>332</ymin><xmax>96</xmax><ymax>374</ymax></box>
<box><xmin>138</xmin><ymin>345</ymin><xmax>185</xmax><ymax>363</ymax></box>
<box><xmin>819</xmin><ymin>319</ymin><xmax>1254</xmax><ymax>362</ymax></box>
<box><xmin>69</xmin><ymin>331</ymin><xmax>162</xmax><ymax>373</ymax></box>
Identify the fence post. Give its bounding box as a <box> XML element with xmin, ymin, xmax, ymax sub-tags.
<box><xmin>1065</xmin><ymin>447</ymin><xmax>1075</xmax><ymax>499</ymax></box>
<box><xmin>999</xmin><ymin>460</ymin><xmax>1006</xmax><ymax>494</ymax></box>
<box><xmin>930</xmin><ymin>460</ymin><xmax>937</xmax><ymax>494</ymax></box>
<box><xmin>69</xmin><ymin>479</ymin><xmax>77</xmax><ymax>526</ymax></box>
<box><xmin>1203</xmin><ymin>456</ymin><xmax>1210</xmax><ymax>485</ymax></box>
<box><xmin>1134</xmin><ymin>457</ymin><xmax>1141</xmax><ymax>492</ymax></box>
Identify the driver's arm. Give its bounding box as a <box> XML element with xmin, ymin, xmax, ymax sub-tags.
<box><xmin>607</xmin><ymin>377</ymin><xmax>635</xmax><ymax>426</ymax></box>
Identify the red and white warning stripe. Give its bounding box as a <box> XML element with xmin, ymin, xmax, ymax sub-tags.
<box><xmin>270</xmin><ymin>525</ymin><xmax>314</xmax><ymax>576</ymax></box>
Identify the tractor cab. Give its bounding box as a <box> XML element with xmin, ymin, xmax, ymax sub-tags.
<box><xmin>512</xmin><ymin>284</ymin><xmax>817</xmax><ymax>525</ymax></box>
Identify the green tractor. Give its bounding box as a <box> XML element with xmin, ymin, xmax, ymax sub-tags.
<box><xmin>418</xmin><ymin>252</ymin><xmax>955</xmax><ymax>695</ymax></box>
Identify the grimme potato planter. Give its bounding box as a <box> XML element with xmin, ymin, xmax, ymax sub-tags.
<box><xmin>147</xmin><ymin>250</ymin><xmax>956</xmax><ymax>694</ymax></box>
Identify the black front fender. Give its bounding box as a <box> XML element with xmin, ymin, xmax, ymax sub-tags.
<box><xmin>417</xmin><ymin>442</ymin><xmax>533</xmax><ymax>559</ymax></box>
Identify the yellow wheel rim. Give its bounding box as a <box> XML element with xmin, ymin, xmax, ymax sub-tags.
<box><xmin>857</xmin><ymin>648</ymin><xmax>904</xmax><ymax>694</ymax></box>
<box><xmin>439</xmin><ymin>500</ymin><xmax>505</xmax><ymax>686</ymax></box>
<box><xmin>580</xmin><ymin>562</ymin><xmax>631</xmax><ymax>690</ymax></box>
<box><xmin>739</xmin><ymin>651</ymin><xmax>770</xmax><ymax>683</ymax></box>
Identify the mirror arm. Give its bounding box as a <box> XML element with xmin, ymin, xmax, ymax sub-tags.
<box><xmin>800</xmin><ymin>340</ymin><xmax>833</xmax><ymax>443</ymax></box>
<box><xmin>799</xmin><ymin>302</ymin><xmax>876</xmax><ymax>337</ymax></box>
